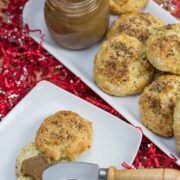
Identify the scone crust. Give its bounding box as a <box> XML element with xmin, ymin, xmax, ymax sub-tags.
<box><xmin>16</xmin><ymin>142</ymin><xmax>40</xmax><ymax>180</ymax></box>
<box><xmin>146</xmin><ymin>24</ymin><xmax>180</xmax><ymax>75</ymax></box>
<box><xmin>173</xmin><ymin>100</ymin><xmax>180</xmax><ymax>152</ymax></box>
<box><xmin>139</xmin><ymin>75</ymin><xmax>180</xmax><ymax>137</ymax></box>
<box><xmin>35</xmin><ymin>111</ymin><xmax>92</xmax><ymax>161</ymax></box>
<box><xmin>94</xmin><ymin>33</ymin><xmax>154</xmax><ymax>96</ymax></box>
<box><xmin>107</xmin><ymin>12</ymin><xmax>165</xmax><ymax>42</ymax></box>
<box><xmin>109</xmin><ymin>0</ymin><xmax>148</xmax><ymax>15</ymax></box>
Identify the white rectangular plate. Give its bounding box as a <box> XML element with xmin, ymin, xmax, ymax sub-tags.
<box><xmin>22</xmin><ymin>0</ymin><xmax>180</xmax><ymax>164</ymax></box>
<box><xmin>0</xmin><ymin>81</ymin><xmax>142</xmax><ymax>179</ymax></box>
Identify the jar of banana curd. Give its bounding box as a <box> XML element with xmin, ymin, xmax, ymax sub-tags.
<box><xmin>44</xmin><ymin>0</ymin><xmax>110</xmax><ymax>50</ymax></box>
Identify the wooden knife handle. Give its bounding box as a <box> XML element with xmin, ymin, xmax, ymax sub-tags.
<box><xmin>107</xmin><ymin>166</ymin><xmax>180</xmax><ymax>180</ymax></box>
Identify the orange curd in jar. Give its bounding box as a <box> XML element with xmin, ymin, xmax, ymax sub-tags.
<box><xmin>44</xmin><ymin>0</ymin><xmax>110</xmax><ymax>50</ymax></box>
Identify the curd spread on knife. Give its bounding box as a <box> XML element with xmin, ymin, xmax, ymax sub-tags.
<box><xmin>44</xmin><ymin>0</ymin><xmax>109</xmax><ymax>50</ymax></box>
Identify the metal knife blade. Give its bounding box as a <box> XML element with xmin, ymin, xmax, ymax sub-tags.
<box><xmin>43</xmin><ymin>162</ymin><xmax>107</xmax><ymax>180</ymax></box>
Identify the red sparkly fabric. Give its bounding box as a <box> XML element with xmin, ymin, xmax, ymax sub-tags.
<box><xmin>154</xmin><ymin>0</ymin><xmax>180</xmax><ymax>18</ymax></box>
<box><xmin>0</xmin><ymin>0</ymin><xmax>180</xmax><ymax>169</ymax></box>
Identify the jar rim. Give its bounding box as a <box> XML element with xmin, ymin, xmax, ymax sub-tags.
<box><xmin>46</xmin><ymin>0</ymin><xmax>101</xmax><ymax>17</ymax></box>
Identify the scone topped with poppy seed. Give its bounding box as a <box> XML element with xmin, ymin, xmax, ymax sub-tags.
<box><xmin>109</xmin><ymin>0</ymin><xmax>148</xmax><ymax>15</ymax></box>
<box><xmin>146</xmin><ymin>24</ymin><xmax>180</xmax><ymax>75</ymax></box>
<box><xmin>139</xmin><ymin>75</ymin><xmax>180</xmax><ymax>137</ymax></box>
<box><xmin>94</xmin><ymin>33</ymin><xmax>154</xmax><ymax>96</ymax></box>
<box><xmin>107</xmin><ymin>12</ymin><xmax>165</xmax><ymax>42</ymax></box>
<box><xmin>35</xmin><ymin>111</ymin><xmax>92</xmax><ymax>161</ymax></box>
<box><xmin>16</xmin><ymin>142</ymin><xmax>41</xmax><ymax>180</ymax></box>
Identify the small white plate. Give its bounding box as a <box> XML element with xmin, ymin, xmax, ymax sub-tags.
<box><xmin>0</xmin><ymin>81</ymin><xmax>142</xmax><ymax>179</ymax></box>
<box><xmin>22</xmin><ymin>0</ymin><xmax>180</xmax><ymax>164</ymax></box>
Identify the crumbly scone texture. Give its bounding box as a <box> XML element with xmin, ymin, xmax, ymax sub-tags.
<box><xmin>146</xmin><ymin>24</ymin><xmax>180</xmax><ymax>75</ymax></box>
<box><xmin>139</xmin><ymin>75</ymin><xmax>180</xmax><ymax>137</ymax></box>
<box><xmin>35</xmin><ymin>111</ymin><xmax>92</xmax><ymax>161</ymax></box>
<box><xmin>107</xmin><ymin>12</ymin><xmax>165</xmax><ymax>42</ymax></box>
<box><xmin>173</xmin><ymin>100</ymin><xmax>180</xmax><ymax>152</ymax></box>
<box><xmin>109</xmin><ymin>0</ymin><xmax>148</xmax><ymax>15</ymax></box>
<box><xmin>94</xmin><ymin>33</ymin><xmax>154</xmax><ymax>96</ymax></box>
<box><xmin>16</xmin><ymin>142</ymin><xmax>40</xmax><ymax>180</ymax></box>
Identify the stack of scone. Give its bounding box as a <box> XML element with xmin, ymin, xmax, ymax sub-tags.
<box><xmin>94</xmin><ymin>12</ymin><xmax>165</xmax><ymax>96</ymax></box>
<box><xmin>139</xmin><ymin>24</ymin><xmax>180</xmax><ymax>152</ymax></box>
<box><xmin>16</xmin><ymin>111</ymin><xmax>92</xmax><ymax>180</ymax></box>
<box><xmin>94</xmin><ymin>1</ymin><xmax>180</xmax><ymax>151</ymax></box>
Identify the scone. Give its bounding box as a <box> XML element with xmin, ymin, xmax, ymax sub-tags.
<box><xmin>35</xmin><ymin>111</ymin><xmax>92</xmax><ymax>161</ymax></box>
<box><xmin>139</xmin><ymin>75</ymin><xmax>180</xmax><ymax>137</ymax></box>
<box><xmin>173</xmin><ymin>100</ymin><xmax>180</xmax><ymax>152</ymax></box>
<box><xmin>94</xmin><ymin>33</ymin><xmax>154</xmax><ymax>96</ymax></box>
<box><xmin>146</xmin><ymin>24</ymin><xmax>180</xmax><ymax>75</ymax></box>
<box><xmin>107</xmin><ymin>12</ymin><xmax>165</xmax><ymax>42</ymax></box>
<box><xmin>16</xmin><ymin>142</ymin><xmax>42</xmax><ymax>180</ymax></box>
<box><xmin>109</xmin><ymin>0</ymin><xmax>148</xmax><ymax>15</ymax></box>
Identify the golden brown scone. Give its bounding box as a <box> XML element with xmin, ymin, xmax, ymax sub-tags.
<box><xmin>139</xmin><ymin>75</ymin><xmax>180</xmax><ymax>137</ymax></box>
<box><xmin>173</xmin><ymin>100</ymin><xmax>180</xmax><ymax>152</ymax></box>
<box><xmin>94</xmin><ymin>33</ymin><xmax>154</xmax><ymax>96</ymax></box>
<box><xmin>109</xmin><ymin>0</ymin><xmax>148</xmax><ymax>15</ymax></box>
<box><xmin>35</xmin><ymin>111</ymin><xmax>92</xmax><ymax>161</ymax></box>
<box><xmin>16</xmin><ymin>142</ymin><xmax>41</xmax><ymax>180</ymax></box>
<box><xmin>107</xmin><ymin>12</ymin><xmax>165</xmax><ymax>42</ymax></box>
<box><xmin>146</xmin><ymin>24</ymin><xmax>180</xmax><ymax>75</ymax></box>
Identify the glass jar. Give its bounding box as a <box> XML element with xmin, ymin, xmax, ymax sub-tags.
<box><xmin>44</xmin><ymin>0</ymin><xmax>109</xmax><ymax>50</ymax></box>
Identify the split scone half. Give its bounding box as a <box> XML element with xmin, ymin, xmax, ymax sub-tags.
<box><xmin>139</xmin><ymin>75</ymin><xmax>180</xmax><ymax>137</ymax></box>
<box><xmin>146</xmin><ymin>24</ymin><xmax>180</xmax><ymax>75</ymax></box>
<box><xmin>16</xmin><ymin>142</ymin><xmax>43</xmax><ymax>180</ymax></box>
<box><xmin>35</xmin><ymin>111</ymin><xmax>93</xmax><ymax>161</ymax></box>
<box><xmin>109</xmin><ymin>0</ymin><xmax>148</xmax><ymax>15</ymax></box>
<box><xmin>173</xmin><ymin>100</ymin><xmax>180</xmax><ymax>152</ymax></box>
<box><xmin>107</xmin><ymin>12</ymin><xmax>165</xmax><ymax>42</ymax></box>
<box><xmin>94</xmin><ymin>33</ymin><xmax>154</xmax><ymax>96</ymax></box>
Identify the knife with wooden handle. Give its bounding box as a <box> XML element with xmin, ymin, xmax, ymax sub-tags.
<box><xmin>108</xmin><ymin>166</ymin><xmax>180</xmax><ymax>180</ymax></box>
<box><xmin>42</xmin><ymin>162</ymin><xmax>180</xmax><ymax>180</ymax></box>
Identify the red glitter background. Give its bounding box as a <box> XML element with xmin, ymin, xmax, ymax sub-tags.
<box><xmin>0</xmin><ymin>0</ymin><xmax>180</xmax><ymax>169</ymax></box>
